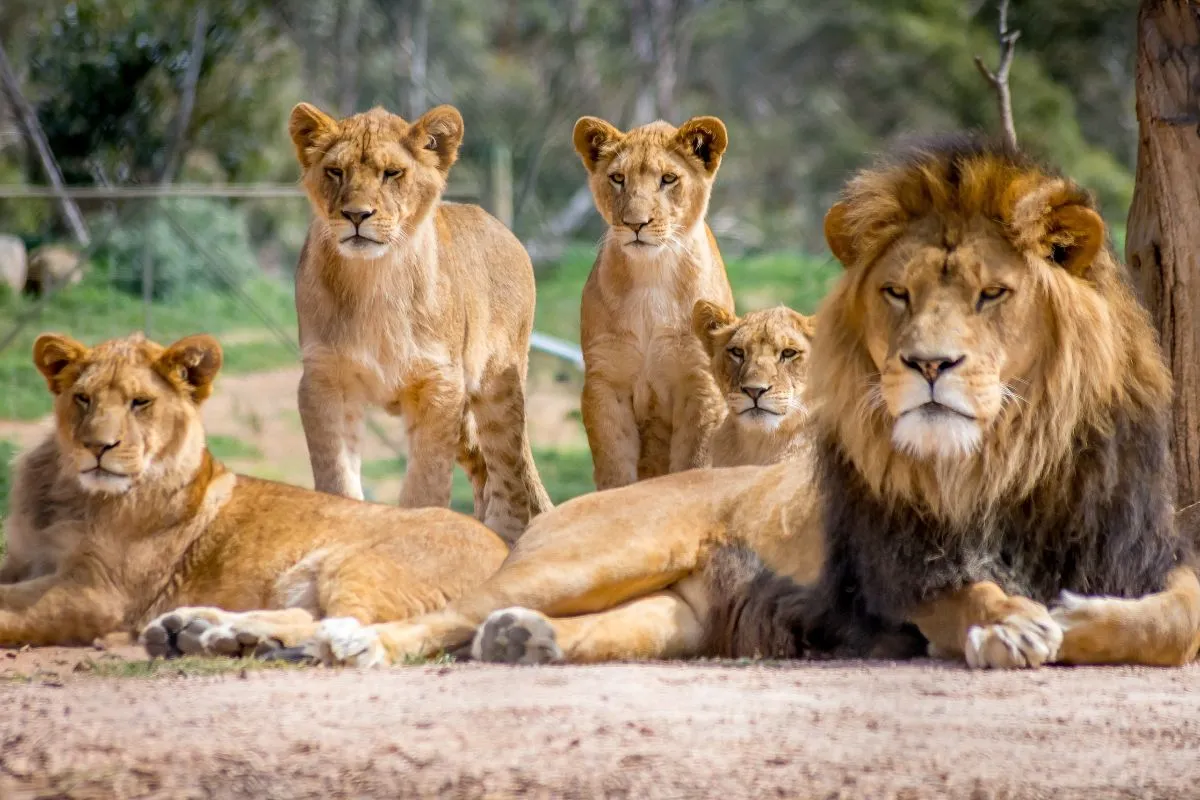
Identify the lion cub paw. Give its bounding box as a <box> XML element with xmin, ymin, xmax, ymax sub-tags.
<box><xmin>471</xmin><ymin>607</ymin><xmax>563</xmax><ymax>665</ymax></box>
<box><xmin>964</xmin><ymin>604</ymin><xmax>1063</xmax><ymax>669</ymax></box>
<box><xmin>308</xmin><ymin>617</ymin><xmax>388</xmax><ymax>668</ymax></box>
<box><xmin>140</xmin><ymin>607</ymin><xmax>284</xmax><ymax>660</ymax></box>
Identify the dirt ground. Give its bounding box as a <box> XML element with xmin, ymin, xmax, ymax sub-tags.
<box><xmin>2</xmin><ymin>645</ymin><xmax>1198</xmax><ymax>799</ymax></box>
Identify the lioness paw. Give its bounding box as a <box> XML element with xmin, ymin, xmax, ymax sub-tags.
<box><xmin>472</xmin><ymin>607</ymin><xmax>563</xmax><ymax>665</ymax></box>
<box><xmin>140</xmin><ymin>607</ymin><xmax>287</xmax><ymax>660</ymax></box>
<box><xmin>308</xmin><ymin>617</ymin><xmax>387</xmax><ymax>668</ymax></box>
<box><xmin>965</xmin><ymin>608</ymin><xmax>1063</xmax><ymax>669</ymax></box>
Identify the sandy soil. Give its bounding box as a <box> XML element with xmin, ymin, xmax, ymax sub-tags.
<box><xmin>2</xmin><ymin>655</ymin><xmax>1198</xmax><ymax>799</ymax></box>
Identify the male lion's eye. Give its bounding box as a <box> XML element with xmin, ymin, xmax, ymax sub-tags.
<box><xmin>977</xmin><ymin>286</ymin><xmax>1009</xmax><ymax>309</ymax></box>
<box><xmin>661</xmin><ymin>173</ymin><xmax>678</xmax><ymax>186</ymax></box>
<box><xmin>881</xmin><ymin>285</ymin><xmax>909</xmax><ymax>305</ymax></box>
<box><xmin>73</xmin><ymin>393</ymin><xmax>90</xmax><ymax>410</ymax></box>
<box><xmin>780</xmin><ymin>348</ymin><xmax>799</xmax><ymax>361</ymax></box>
<box><xmin>609</xmin><ymin>172</ymin><xmax>625</xmax><ymax>185</ymax></box>
<box><xmin>131</xmin><ymin>397</ymin><xmax>153</xmax><ymax>411</ymax></box>
<box><xmin>383</xmin><ymin>169</ymin><xmax>403</xmax><ymax>180</ymax></box>
<box><xmin>325</xmin><ymin>167</ymin><xmax>343</xmax><ymax>180</ymax></box>
<box><xmin>728</xmin><ymin>347</ymin><xmax>744</xmax><ymax>361</ymax></box>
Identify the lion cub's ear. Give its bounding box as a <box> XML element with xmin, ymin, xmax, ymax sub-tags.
<box><xmin>33</xmin><ymin>333</ymin><xmax>88</xmax><ymax>394</ymax></box>
<box><xmin>675</xmin><ymin>116</ymin><xmax>728</xmax><ymax>175</ymax></box>
<box><xmin>157</xmin><ymin>335</ymin><xmax>223</xmax><ymax>404</ymax></box>
<box><xmin>573</xmin><ymin>117</ymin><xmax>623</xmax><ymax>171</ymax></box>
<box><xmin>410</xmin><ymin>105</ymin><xmax>465</xmax><ymax>174</ymax></box>
<box><xmin>823</xmin><ymin>202</ymin><xmax>856</xmax><ymax>269</ymax></box>
<box><xmin>1043</xmin><ymin>204</ymin><xmax>1105</xmax><ymax>277</ymax></box>
<box><xmin>789</xmin><ymin>309</ymin><xmax>817</xmax><ymax>341</ymax></box>
<box><xmin>288</xmin><ymin>103</ymin><xmax>339</xmax><ymax>169</ymax></box>
<box><xmin>692</xmin><ymin>300</ymin><xmax>737</xmax><ymax>357</ymax></box>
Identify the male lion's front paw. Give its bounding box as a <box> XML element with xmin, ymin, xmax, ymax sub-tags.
<box><xmin>964</xmin><ymin>604</ymin><xmax>1063</xmax><ymax>669</ymax></box>
<box><xmin>1049</xmin><ymin>589</ymin><xmax>1116</xmax><ymax>632</ymax></box>
<box><xmin>471</xmin><ymin>607</ymin><xmax>563</xmax><ymax>665</ymax></box>
<box><xmin>140</xmin><ymin>607</ymin><xmax>285</xmax><ymax>660</ymax></box>
<box><xmin>308</xmin><ymin>617</ymin><xmax>387</xmax><ymax>668</ymax></box>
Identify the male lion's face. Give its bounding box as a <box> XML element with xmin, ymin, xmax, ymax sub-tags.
<box><xmin>694</xmin><ymin>302</ymin><xmax>816</xmax><ymax>431</ymax></box>
<box><xmin>289</xmin><ymin>103</ymin><xmax>464</xmax><ymax>260</ymax></box>
<box><xmin>572</xmin><ymin>116</ymin><xmax>727</xmax><ymax>257</ymax></box>
<box><xmin>855</xmin><ymin>215</ymin><xmax>1042</xmax><ymax>461</ymax></box>
<box><xmin>33</xmin><ymin>333</ymin><xmax>222</xmax><ymax>494</ymax></box>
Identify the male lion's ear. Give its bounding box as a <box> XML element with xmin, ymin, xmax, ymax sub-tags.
<box><xmin>410</xmin><ymin>105</ymin><xmax>464</xmax><ymax>174</ymax></box>
<box><xmin>1043</xmin><ymin>204</ymin><xmax>1105</xmax><ymax>277</ymax></box>
<box><xmin>823</xmin><ymin>202</ymin><xmax>856</xmax><ymax>269</ymax></box>
<box><xmin>675</xmin><ymin>116</ymin><xmax>728</xmax><ymax>175</ymax></box>
<box><xmin>572</xmin><ymin>117</ymin><xmax>623</xmax><ymax>171</ymax></box>
<box><xmin>289</xmin><ymin>103</ymin><xmax>339</xmax><ymax>169</ymax></box>
<box><xmin>157</xmin><ymin>335</ymin><xmax>223</xmax><ymax>404</ymax></box>
<box><xmin>33</xmin><ymin>333</ymin><xmax>88</xmax><ymax>394</ymax></box>
<box><xmin>692</xmin><ymin>300</ymin><xmax>737</xmax><ymax>356</ymax></box>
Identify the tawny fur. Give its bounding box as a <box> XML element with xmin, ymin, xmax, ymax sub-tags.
<box><xmin>692</xmin><ymin>301</ymin><xmax>816</xmax><ymax>467</ymax></box>
<box><xmin>0</xmin><ymin>333</ymin><xmax>507</xmax><ymax>648</ymax></box>
<box><xmin>291</xmin><ymin>103</ymin><xmax>550</xmax><ymax>545</ymax></box>
<box><xmin>574</xmin><ymin>115</ymin><xmax>735</xmax><ymax>490</ymax></box>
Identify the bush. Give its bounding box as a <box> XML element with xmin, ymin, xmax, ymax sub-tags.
<box><xmin>96</xmin><ymin>199</ymin><xmax>260</xmax><ymax>300</ymax></box>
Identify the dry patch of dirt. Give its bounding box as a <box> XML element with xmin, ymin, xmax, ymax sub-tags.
<box><xmin>2</xmin><ymin>658</ymin><xmax>1198</xmax><ymax>798</ymax></box>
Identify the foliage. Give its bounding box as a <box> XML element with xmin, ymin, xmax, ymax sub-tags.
<box><xmin>0</xmin><ymin>438</ymin><xmax>18</xmax><ymax>548</ymax></box>
<box><xmin>206</xmin><ymin>434</ymin><xmax>264</xmax><ymax>462</ymax></box>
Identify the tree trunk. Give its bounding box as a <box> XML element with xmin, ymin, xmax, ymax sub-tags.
<box><xmin>1126</xmin><ymin>0</ymin><xmax>1200</xmax><ymax>507</ymax></box>
<box><xmin>158</xmin><ymin>4</ymin><xmax>208</xmax><ymax>185</ymax></box>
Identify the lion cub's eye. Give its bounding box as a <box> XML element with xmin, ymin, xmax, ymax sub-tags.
<box><xmin>325</xmin><ymin>167</ymin><xmax>344</xmax><ymax>180</ymax></box>
<box><xmin>977</xmin><ymin>286</ymin><xmax>1009</xmax><ymax>310</ymax></box>
<box><xmin>609</xmin><ymin>172</ymin><xmax>625</xmax><ymax>186</ymax></box>
<box><xmin>780</xmin><ymin>348</ymin><xmax>799</xmax><ymax>361</ymax></box>
<box><xmin>661</xmin><ymin>173</ymin><xmax>678</xmax><ymax>186</ymax></box>
<box><xmin>728</xmin><ymin>347</ymin><xmax>745</xmax><ymax>361</ymax></box>
<box><xmin>383</xmin><ymin>168</ymin><xmax>403</xmax><ymax>180</ymax></box>
<box><xmin>881</xmin><ymin>285</ymin><xmax>909</xmax><ymax>305</ymax></box>
<box><xmin>131</xmin><ymin>397</ymin><xmax>153</xmax><ymax>412</ymax></box>
<box><xmin>73</xmin><ymin>393</ymin><xmax>90</xmax><ymax>410</ymax></box>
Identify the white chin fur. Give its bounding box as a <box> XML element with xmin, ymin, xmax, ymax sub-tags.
<box><xmin>336</xmin><ymin>239</ymin><xmax>391</xmax><ymax>260</ymax></box>
<box><xmin>892</xmin><ymin>411</ymin><xmax>982</xmax><ymax>461</ymax></box>
<box><xmin>78</xmin><ymin>471</ymin><xmax>134</xmax><ymax>494</ymax></box>
<box><xmin>737</xmin><ymin>410</ymin><xmax>785</xmax><ymax>431</ymax></box>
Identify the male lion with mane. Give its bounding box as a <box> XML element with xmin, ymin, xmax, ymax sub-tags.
<box><xmin>154</xmin><ymin>136</ymin><xmax>1200</xmax><ymax>670</ymax></box>
<box><xmin>0</xmin><ymin>332</ymin><xmax>505</xmax><ymax>654</ymax></box>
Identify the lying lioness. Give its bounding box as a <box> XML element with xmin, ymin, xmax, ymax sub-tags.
<box><xmin>0</xmin><ymin>332</ymin><xmax>506</xmax><ymax>653</ymax></box>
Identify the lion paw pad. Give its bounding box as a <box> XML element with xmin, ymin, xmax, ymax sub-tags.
<box><xmin>471</xmin><ymin>607</ymin><xmax>563</xmax><ymax>665</ymax></box>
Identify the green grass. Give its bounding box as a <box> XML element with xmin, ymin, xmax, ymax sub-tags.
<box><xmin>79</xmin><ymin>655</ymin><xmax>304</xmax><ymax>679</ymax></box>
<box><xmin>206</xmin><ymin>434</ymin><xmax>264</xmax><ymax>462</ymax></box>
<box><xmin>531</xmin><ymin>244</ymin><xmax>839</xmax><ymax>341</ymax></box>
<box><xmin>0</xmin><ymin>275</ymin><xmax>298</xmax><ymax>421</ymax></box>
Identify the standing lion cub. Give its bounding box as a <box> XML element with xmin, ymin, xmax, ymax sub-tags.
<box><xmin>574</xmin><ymin>115</ymin><xmax>735</xmax><ymax>490</ymax></box>
<box><xmin>289</xmin><ymin>102</ymin><xmax>550</xmax><ymax>544</ymax></box>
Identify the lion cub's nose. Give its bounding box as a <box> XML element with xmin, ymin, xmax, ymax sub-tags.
<box><xmin>742</xmin><ymin>385</ymin><xmax>770</xmax><ymax>401</ymax></box>
<box><xmin>901</xmin><ymin>353</ymin><xmax>965</xmax><ymax>384</ymax></box>
<box><xmin>341</xmin><ymin>208</ymin><xmax>376</xmax><ymax>227</ymax></box>
<box><xmin>84</xmin><ymin>439</ymin><xmax>120</xmax><ymax>458</ymax></box>
<box><xmin>623</xmin><ymin>218</ymin><xmax>651</xmax><ymax>233</ymax></box>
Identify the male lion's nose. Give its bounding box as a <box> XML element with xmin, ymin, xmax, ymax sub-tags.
<box><xmin>341</xmin><ymin>208</ymin><xmax>376</xmax><ymax>227</ymax></box>
<box><xmin>623</xmin><ymin>218</ymin><xmax>651</xmax><ymax>233</ymax></box>
<box><xmin>742</xmin><ymin>385</ymin><xmax>770</xmax><ymax>401</ymax></box>
<box><xmin>83</xmin><ymin>439</ymin><xmax>120</xmax><ymax>459</ymax></box>
<box><xmin>901</xmin><ymin>353</ymin><xmax>965</xmax><ymax>384</ymax></box>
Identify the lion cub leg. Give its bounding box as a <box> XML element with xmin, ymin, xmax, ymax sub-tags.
<box><xmin>396</xmin><ymin>372</ymin><xmax>464</xmax><ymax>511</ymax></box>
<box><xmin>582</xmin><ymin>378</ymin><xmax>640</xmax><ymax>490</ymax></box>
<box><xmin>298</xmin><ymin>364</ymin><xmax>366</xmax><ymax>500</ymax></box>
<box><xmin>473</xmin><ymin>364</ymin><xmax>552</xmax><ymax>543</ymax></box>
<box><xmin>1051</xmin><ymin>565</ymin><xmax>1200</xmax><ymax>666</ymax></box>
<box><xmin>458</xmin><ymin>412</ymin><xmax>489</xmax><ymax>522</ymax></box>
<box><xmin>669</xmin><ymin>380</ymin><xmax>723</xmax><ymax>473</ymax></box>
<box><xmin>912</xmin><ymin>581</ymin><xmax>1063</xmax><ymax>669</ymax></box>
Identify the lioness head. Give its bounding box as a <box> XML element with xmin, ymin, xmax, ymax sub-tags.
<box><xmin>572</xmin><ymin>115</ymin><xmax>727</xmax><ymax>256</ymax></box>
<box><xmin>289</xmin><ymin>103</ymin><xmax>465</xmax><ymax>260</ymax></box>
<box><xmin>693</xmin><ymin>301</ymin><xmax>815</xmax><ymax>430</ymax></box>
<box><xmin>33</xmin><ymin>332</ymin><xmax>222</xmax><ymax>495</ymax></box>
<box><xmin>811</xmin><ymin>135</ymin><xmax>1170</xmax><ymax>513</ymax></box>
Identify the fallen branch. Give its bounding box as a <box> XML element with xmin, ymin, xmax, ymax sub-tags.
<box><xmin>974</xmin><ymin>0</ymin><xmax>1021</xmax><ymax>151</ymax></box>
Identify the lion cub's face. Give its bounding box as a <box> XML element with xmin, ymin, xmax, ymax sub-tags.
<box><xmin>572</xmin><ymin>115</ymin><xmax>727</xmax><ymax>257</ymax></box>
<box><xmin>851</xmin><ymin>215</ymin><xmax>1045</xmax><ymax>461</ymax></box>
<box><xmin>33</xmin><ymin>333</ymin><xmax>222</xmax><ymax>494</ymax></box>
<box><xmin>694</xmin><ymin>302</ymin><xmax>816</xmax><ymax>430</ymax></box>
<box><xmin>289</xmin><ymin>103</ymin><xmax>464</xmax><ymax>260</ymax></box>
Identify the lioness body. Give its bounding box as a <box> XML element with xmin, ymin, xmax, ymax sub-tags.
<box><xmin>0</xmin><ymin>333</ymin><xmax>505</xmax><ymax>651</ymax></box>
<box><xmin>292</xmin><ymin>103</ymin><xmax>550</xmax><ymax>544</ymax></box>
<box><xmin>574</xmin><ymin>116</ymin><xmax>734</xmax><ymax>489</ymax></box>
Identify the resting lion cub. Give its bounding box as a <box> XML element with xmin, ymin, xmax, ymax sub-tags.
<box><xmin>573</xmin><ymin>115</ymin><xmax>735</xmax><ymax>490</ymax></box>
<box><xmin>0</xmin><ymin>332</ymin><xmax>506</xmax><ymax>653</ymax></box>
<box><xmin>290</xmin><ymin>102</ymin><xmax>550</xmax><ymax>544</ymax></box>
<box><xmin>692</xmin><ymin>301</ymin><xmax>816</xmax><ymax>467</ymax></box>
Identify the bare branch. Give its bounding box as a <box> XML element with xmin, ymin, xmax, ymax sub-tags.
<box><xmin>158</xmin><ymin>4</ymin><xmax>208</xmax><ymax>185</ymax></box>
<box><xmin>974</xmin><ymin>0</ymin><xmax>1020</xmax><ymax>150</ymax></box>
